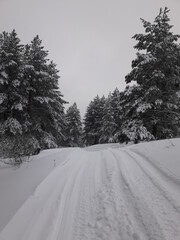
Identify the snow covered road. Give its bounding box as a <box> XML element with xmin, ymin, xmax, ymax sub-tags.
<box><xmin>0</xmin><ymin>139</ymin><xmax>180</xmax><ymax>240</ymax></box>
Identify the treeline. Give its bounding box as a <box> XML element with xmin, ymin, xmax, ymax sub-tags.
<box><xmin>83</xmin><ymin>7</ymin><xmax>180</xmax><ymax>145</ymax></box>
<box><xmin>0</xmin><ymin>7</ymin><xmax>180</xmax><ymax>159</ymax></box>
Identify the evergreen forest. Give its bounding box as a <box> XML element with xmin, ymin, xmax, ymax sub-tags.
<box><xmin>0</xmin><ymin>8</ymin><xmax>180</xmax><ymax>161</ymax></box>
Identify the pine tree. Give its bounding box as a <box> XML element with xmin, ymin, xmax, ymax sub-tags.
<box><xmin>0</xmin><ymin>30</ymin><xmax>24</xmax><ymax>136</ymax></box>
<box><xmin>24</xmin><ymin>36</ymin><xmax>66</xmax><ymax>148</ymax></box>
<box><xmin>83</xmin><ymin>95</ymin><xmax>106</xmax><ymax>145</ymax></box>
<box><xmin>83</xmin><ymin>100</ymin><xmax>96</xmax><ymax>145</ymax></box>
<box><xmin>99</xmin><ymin>95</ymin><xmax>117</xmax><ymax>143</ymax></box>
<box><xmin>124</xmin><ymin>7</ymin><xmax>180</xmax><ymax>140</ymax></box>
<box><xmin>110</xmin><ymin>88</ymin><xmax>121</xmax><ymax>127</ymax></box>
<box><xmin>115</xmin><ymin>85</ymin><xmax>154</xmax><ymax>143</ymax></box>
<box><xmin>0</xmin><ymin>30</ymin><xmax>39</xmax><ymax>160</ymax></box>
<box><xmin>0</xmin><ymin>31</ymin><xmax>67</xmax><ymax>160</ymax></box>
<box><xmin>65</xmin><ymin>103</ymin><xmax>82</xmax><ymax>147</ymax></box>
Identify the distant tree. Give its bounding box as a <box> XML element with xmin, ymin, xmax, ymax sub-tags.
<box><xmin>83</xmin><ymin>100</ymin><xmax>95</xmax><ymax>145</ymax></box>
<box><xmin>124</xmin><ymin>7</ymin><xmax>180</xmax><ymax>140</ymax></box>
<box><xmin>110</xmin><ymin>88</ymin><xmax>121</xmax><ymax>128</ymax></box>
<box><xmin>99</xmin><ymin>95</ymin><xmax>117</xmax><ymax>143</ymax></box>
<box><xmin>83</xmin><ymin>95</ymin><xmax>106</xmax><ymax>145</ymax></box>
<box><xmin>65</xmin><ymin>103</ymin><xmax>82</xmax><ymax>147</ymax></box>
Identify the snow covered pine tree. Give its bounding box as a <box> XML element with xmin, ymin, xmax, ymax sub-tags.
<box><xmin>65</xmin><ymin>103</ymin><xmax>82</xmax><ymax>147</ymax></box>
<box><xmin>0</xmin><ymin>31</ymin><xmax>67</xmax><ymax>161</ymax></box>
<box><xmin>23</xmin><ymin>36</ymin><xmax>66</xmax><ymax>149</ymax></box>
<box><xmin>99</xmin><ymin>94</ymin><xmax>117</xmax><ymax>143</ymax></box>
<box><xmin>124</xmin><ymin>7</ymin><xmax>180</xmax><ymax>141</ymax></box>
<box><xmin>110</xmin><ymin>88</ymin><xmax>121</xmax><ymax>129</ymax></box>
<box><xmin>0</xmin><ymin>30</ymin><xmax>29</xmax><ymax>160</ymax></box>
<box><xmin>83</xmin><ymin>96</ymin><xmax>106</xmax><ymax>145</ymax></box>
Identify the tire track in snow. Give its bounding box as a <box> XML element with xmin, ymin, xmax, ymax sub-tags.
<box><xmin>130</xmin><ymin>148</ymin><xmax>180</xmax><ymax>185</ymax></box>
<box><xmin>47</xmin><ymin>156</ymin><xmax>86</xmax><ymax>240</ymax></box>
<box><xmin>109</xmin><ymin>150</ymin><xmax>161</xmax><ymax>240</ymax></box>
<box><xmin>124</xmin><ymin>149</ymin><xmax>180</xmax><ymax>213</ymax></box>
<box><xmin>73</xmin><ymin>152</ymin><xmax>97</xmax><ymax>240</ymax></box>
<box><xmin>73</xmin><ymin>150</ymin><xmax>108</xmax><ymax>240</ymax></box>
<box><xmin>112</xmin><ymin>148</ymin><xmax>180</xmax><ymax>240</ymax></box>
<box><xmin>91</xmin><ymin>151</ymin><xmax>121</xmax><ymax>240</ymax></box>
<box><xmin>79</xmin><ymin>149</ymin><xmax>148</xmax><ymax>240</ymax></box>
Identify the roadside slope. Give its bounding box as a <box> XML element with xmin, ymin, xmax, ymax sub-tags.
<box><xmin>0</xmin><ymin>148</ymin><xmax>76</xmax><ymax>231</ymax></box>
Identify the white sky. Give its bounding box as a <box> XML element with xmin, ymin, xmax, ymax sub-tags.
<box><xmin>0</xmin><ymin>0</ymin><xmax>180</xmax><ymax>117</ymax></box>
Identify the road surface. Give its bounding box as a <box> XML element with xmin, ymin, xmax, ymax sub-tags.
<box><xmin>0</xmin><ymin>142</ymin><xmax>180</xmax><ymax>240</ymax></box>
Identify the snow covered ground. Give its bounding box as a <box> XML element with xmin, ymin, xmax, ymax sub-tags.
<box><xmin>0</xmin><ymin>139</ymin><xmax>180</xmax><ymax>240</ymax></box>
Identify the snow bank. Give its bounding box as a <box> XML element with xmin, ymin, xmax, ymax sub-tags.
<box><xmin>127</xmin><ymin>138</ymin><xmax>180</xmax><ymax>178</ymax></box>
<box><xmin>0</xmin><ymin>148</ymin><xmax>76</xmax><ymax>231</ymax></box>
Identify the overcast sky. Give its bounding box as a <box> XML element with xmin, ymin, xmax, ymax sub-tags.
<box><xmin>0</xmin><ymin>0</ymin><xmax>180</xmax><ymax>117</ymax></box>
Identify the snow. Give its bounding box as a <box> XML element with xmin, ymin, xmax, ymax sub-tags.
<box><xmin>24</xmin><ymin>65</ymin><xmax>35</xmax><ymax>70</ymax></box>
<box><xmin>155</xmin><ymin>99</ymin><xmax>163</xmax><ymax>105</ymax></box>
<box><xmin>124</xmin><ymin>85</ymin><xmax>137</xmax><ymax>96</ymax></box>
<box><xmin>0</xmin><ymin>139</ymin><xmax>180</xmax><ymax>240</ymax></box>
<box><xmin>137</xmin><ymin>53</ymin><xmax>156</xmax><ymax>66</ymax></box>
<box><xmin>34</xmin><ymin>96</ymin><xmax>52</xmax><ymax>104</ymax></box>
<box><xmin>0</xmin><ymin>93</ymin><xmax>6</xmax><ymax>104</ymax></box>
<box><xmin>1</xmin><ymin>71</ymin><xmax>8</xmax><ymax>79</ymax></box>
<box><xmin>152</xmin><ymin>70</ymin><xmax>165</xmax><ymax>78</ymax></box>
<box><xmin>1</xmin><ymin>117</ymin><xmax>22</xmax><ymax>135</ymax></box>
<box><xmin>12</xmin><ymin>79</ymin><xmax>20</xmax><ymax>87</ymax></box>
<box><xmin>8</xmin><ymin>60</ymin><xmax>17</xmax><ymax>66</ymax></box>
<box><xmin>176</xmin><ymin>91</ymin><xmax>180</xmax><ymax>98</ymax></box>
<box><xmin>0</xmin><ymin>148</ymin><xmax>76</xmax><ymax>232</ymax></box>
<box><xmin>13</xmin><ymin>103</ymin><xmax>23</xmax><ymax>111</ymax></box>
<box><xmin>136</xmin><ymin>103</ymin><xmax>152</xmax><ymax>113</ymax></box>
